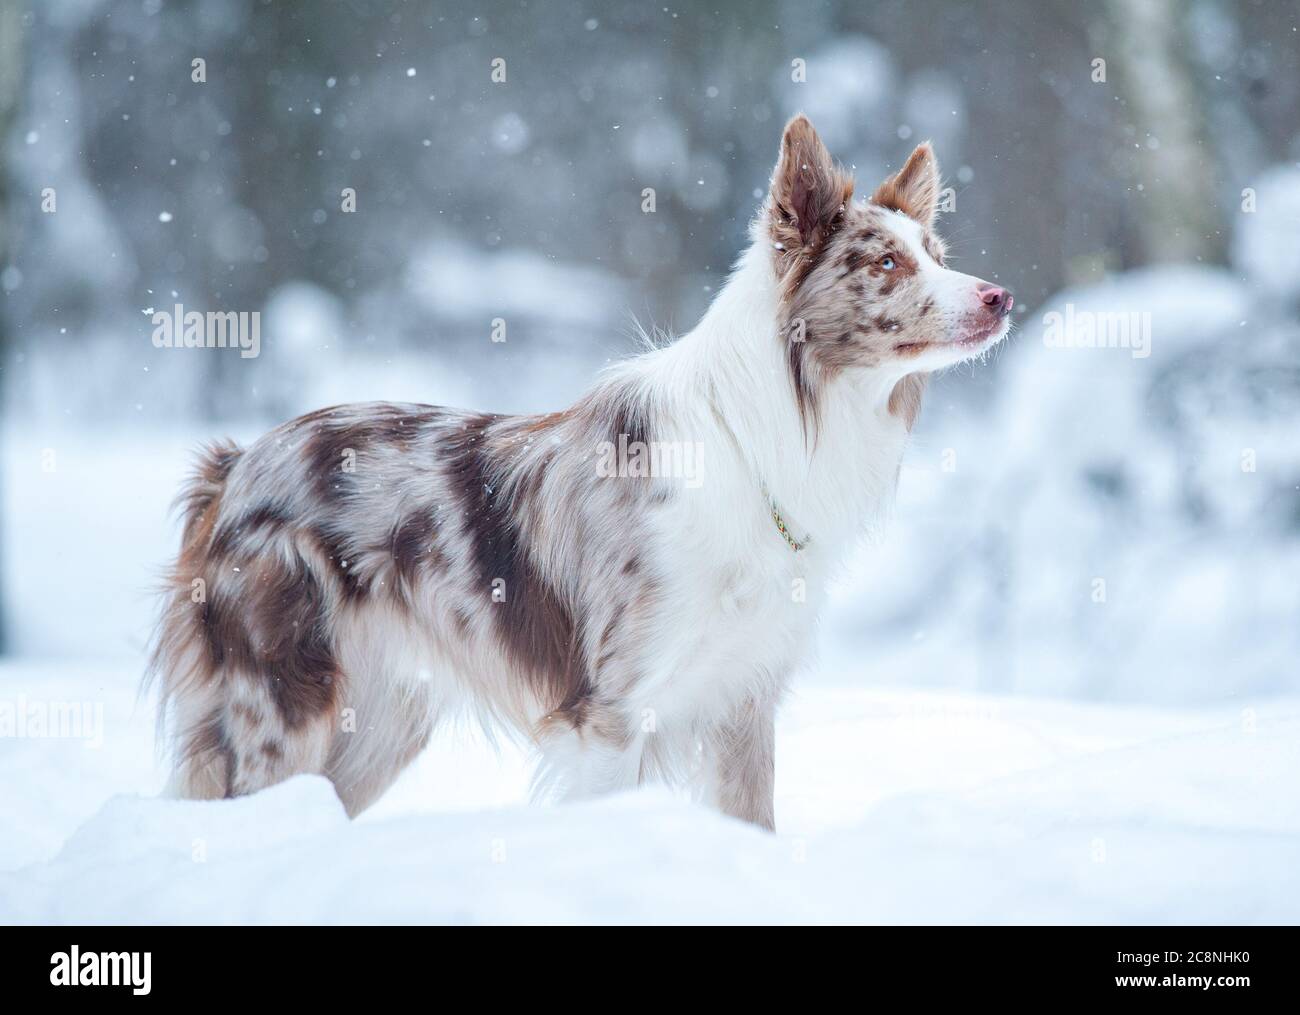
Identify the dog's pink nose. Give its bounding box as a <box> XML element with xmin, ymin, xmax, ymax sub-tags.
<box><xmin>978</xmin><ymin>284</ymin><xmax>1013</xmax><ymax>317</ymax></box>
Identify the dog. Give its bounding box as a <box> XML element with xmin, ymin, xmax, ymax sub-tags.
<box><xmin>147</xmin><ymin>115</ymin><xmax>1012</xmax><ymax>830</ymax></box>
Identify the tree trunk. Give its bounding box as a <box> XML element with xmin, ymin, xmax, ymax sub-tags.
<box><xmin>1108</xmin><ymin>0</ymin><xmax>1225</xmax><ymax>265</ymax></box>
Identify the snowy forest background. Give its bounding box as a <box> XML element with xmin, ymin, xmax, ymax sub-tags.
<box><xmin>2</xmin><ymin>0</ymin><xmax>1298</xmax><ymax>702</ymax></box>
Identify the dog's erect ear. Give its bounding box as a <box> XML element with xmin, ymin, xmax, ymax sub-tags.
<box><xmin>871</xmin><ymin>141</ymin><xmax>941</xmax><ymax>228</ymax></box>
<box><xmin>768</xmin><ymin>115</ymin><xmax>855</xmax><ymax>265</ymax></box>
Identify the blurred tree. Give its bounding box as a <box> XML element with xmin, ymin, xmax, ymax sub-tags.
<box><xmin>1107</xmin><ymin>0</ymin><xmax>1225</xmax><ymax>265</ymax></box>
<box><xmin>4</xmin><ymin>0</ymin><xmax>1296</xmax><ymax>431</ymax></box>
<box><xmin>0</xmin><ymin>0</ymin><xmax>23</xmax><ymax>652</ymax></box>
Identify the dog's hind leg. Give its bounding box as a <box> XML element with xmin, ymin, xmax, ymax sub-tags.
<box><xmin>152</xmin><ymin>529</ymin><xmax>346</xmax><ymax>803</ymax></box>
<box><xmin>323</xmin><ymin>667</ymin><xmax>437</xmax><ymax>817</ymax></box>
<box><xmin>163</xmin><ymin>649</ymin><xmax>432</xmax><ymax>818</ymax></box>
<box><xmin>167</xmin><ymin>676</ymin><xmax>337</xmax><ymax>801</ymax></box>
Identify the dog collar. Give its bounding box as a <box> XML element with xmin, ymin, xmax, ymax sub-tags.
<box><xmin>763</xmin><ymin>485</ymin><xmax>811</xmax><ymax>553</ymax></box>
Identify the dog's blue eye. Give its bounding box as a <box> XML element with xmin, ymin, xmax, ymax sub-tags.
<box><xmin>881</xmin><ymin>256</ymin><xmax>895</xmax><ymax>270</ymax></box>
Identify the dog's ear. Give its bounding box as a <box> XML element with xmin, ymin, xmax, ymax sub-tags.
<box><xmin>871</xmin><ymin>141</ymin><xmax>940</xmax><ymax>228</ymax></box>
<box><xmin>768</xmin><ymin>115</ymin><xmax>855</xmax><ymax>268</ymax></box>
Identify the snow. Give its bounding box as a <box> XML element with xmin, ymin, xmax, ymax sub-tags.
<box><xmin>2</xmin><ymin>659</ymin><xmax>1296</xmax><ymax>924</ymax></box>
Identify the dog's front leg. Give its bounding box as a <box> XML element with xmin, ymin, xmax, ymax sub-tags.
<box><xmin>702</xmin><ymin>696</ymin><xmax>777</xmax><ymax>832</ymax></box>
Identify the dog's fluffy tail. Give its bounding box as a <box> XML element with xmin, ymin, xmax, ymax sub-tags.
<box><xmin>173</xmin><ymin>439</ymin><xmax>242</xmax><ymax>549</ymax></box>
<box><xmin>144</xmin><ymin>439</ymin><xmax>242</xmax><ymax>798</ymax></box>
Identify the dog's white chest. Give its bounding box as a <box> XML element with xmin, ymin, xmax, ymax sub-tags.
<box><xmin>640</xmin><ymin>538</ymin><xmax>821</xmax><ymax>726</ymax></box>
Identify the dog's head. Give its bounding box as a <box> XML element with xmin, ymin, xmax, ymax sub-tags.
<box><xmin>764</xmin><ymin>115</ymin><xmax>1012</xmax><ymax>422</ymax></box>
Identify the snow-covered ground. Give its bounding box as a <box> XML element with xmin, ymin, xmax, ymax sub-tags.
<box><xmin>1</xmin><ymin>658</ymin><xmax>1296</xmax><ymax>924</ymax></box>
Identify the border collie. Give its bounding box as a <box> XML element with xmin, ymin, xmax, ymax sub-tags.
<box><xmin>148</xmin><ymin>115</ymin><xmax>1012</xmax><ymax>830</ymax></box>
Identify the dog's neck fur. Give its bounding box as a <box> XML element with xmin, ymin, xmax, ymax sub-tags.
<box><xmin>609</xmin><ymin>231</ymin><xmax>916</xmax><ymax>556</ymax></box>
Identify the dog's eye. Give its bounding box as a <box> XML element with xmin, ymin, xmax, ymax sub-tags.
<box><xmin>880</xmin><ymin>256</ymin><xmax>896</xmax><ymax>271</ymax></box>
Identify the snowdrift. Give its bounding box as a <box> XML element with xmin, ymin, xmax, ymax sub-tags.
<box><xmin>2</xmin><ymin>664</ymin><xmax>1296</xmax><ymax>924</ymax></box>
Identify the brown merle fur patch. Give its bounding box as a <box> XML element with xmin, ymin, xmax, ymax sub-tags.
<box><xmin>199</xmin><ymin>542</ymin><xmax>340</xmax><ymax>729</ymax></box>
<box><xmin>441</xmin><ymin>413</ymin><xmax>596</xmax><ymax>719</ymax></box>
